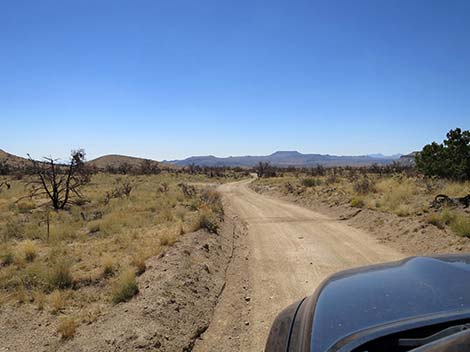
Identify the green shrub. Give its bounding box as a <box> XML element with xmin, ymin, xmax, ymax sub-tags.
<box><xmin>301</xmin><ymin>178</ymin><xmax>321</xmax><ymax>187</ymax></box>
<box><xmin>111</xmin><ymin>270</ymin><xmax>139</xmax><ymax>304</ymax></box>
<box><xmin>415</xmin><ymin>128</ymin><xmax>470</xmax><ymax>180</ymax></box>
<box><xmin>350</xmin><ymin>197</ymin><xmax>365</xmax><ymax>208</ymax></box>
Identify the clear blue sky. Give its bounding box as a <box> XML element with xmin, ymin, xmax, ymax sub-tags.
<box><xmin>1</xmin><ymin>0</ymin><xmax>469</xmax><ymax>161</ymax></box>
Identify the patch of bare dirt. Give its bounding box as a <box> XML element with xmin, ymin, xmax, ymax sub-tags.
<box><xmin>251</xmin><ymin>183</ymin><xmax>470</xmax><ymax>256</ymax></box>
<box><xmin>0</xmin><ymin>222</ymin><xmax>236</xmax><ymax>352</ymax></box>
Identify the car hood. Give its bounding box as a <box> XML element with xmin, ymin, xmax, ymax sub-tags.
<box><xmin>310</xmin><ymin>255</ymin><xmax>470</xmax><ymax>351</ymax></box>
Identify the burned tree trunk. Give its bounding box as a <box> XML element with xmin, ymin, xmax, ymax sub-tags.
<box><xmin>431</xmin><ymin>194</ymin><xmax>470</xmax><ymax>209</ymax></box>
<box><xmin>28</xmin><ymin>149</ymin><xmax>90</xmax><ymax>210</ymax></box>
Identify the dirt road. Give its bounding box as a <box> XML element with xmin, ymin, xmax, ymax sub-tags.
<box><xmin>195</xmin><ymin>179</ymin><xmax>404</xmax><ymax>351</ymax></box>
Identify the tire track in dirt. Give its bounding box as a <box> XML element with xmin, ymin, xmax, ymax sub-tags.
<box><xmin>195</xmin><ymin>179</ymin><xmax>404</xmax><ymax>351</ymax></box>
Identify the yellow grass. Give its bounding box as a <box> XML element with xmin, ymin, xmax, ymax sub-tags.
<box><xmin>0</xmin><ymin>172</ymin><xmax>234</xmax><ymax>326</ymax></box>
<box><xmin>57</xmin><ymin>316</ymin><xmax>78</xmax><ymax>339</ymax></box>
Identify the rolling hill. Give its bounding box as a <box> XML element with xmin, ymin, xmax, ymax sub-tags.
<box><xmin>86</xmin><ymin>154</ymin><xmax>161</xmax><ymax>169</ymax></box>
<box><xmin>0</xmin><ymin>149</ymin><xmax>30</xmax><ymax>168</ymax></box>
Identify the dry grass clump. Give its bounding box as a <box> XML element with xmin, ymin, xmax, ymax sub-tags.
<box><xmin>192</xmin><ymin>210</ymin><xmax>219</xmax><ymax>233</ymax></box>
<box><xmin>376</xmin><ymin>177</ymin><xmax>417</xmax><ymax>214</ymax></box>
<box><xmin>198</xmin><ymin>188</ymin><xmax>224</xmax><ymax>216</ymax></box>
<box><xmin>350</xmin><ymin>197</ymin><xmax>365</xmax><ymax>208</ymax></box>
<box><xmin>131</xmin><ymin>254</ymin><xmax>146</xmax><ymax>276</ymax></box>
<box><xmin>33</xmin><ymin>291</ymin><xmax>46</xmax><ymax>310</ymax></box>
<box><xmin>0</xmin><ymin>246</ymin><xmax>14</xmax><ymax>266</ymax></box>
<box><xmin>159</xmin><ymin>232</ymin><xmax>177</xmax><ymax>246</ymax></box>
<box><xmin>395</xmin><ymin>204</ymin><xmax>411</xmax><ymax>217</ymax></box>
<box><xmin>450</xmin><ymin>214</ymin><xmax>470</xmax><ymax>237</ymax></box>
<box><xmin>17</xmin><ymin>201</ymin><xmax>36</xmax><ymax>213</ymax></box>
<box><xmin>442</xmin><ymin>181</ymin><xmax>470</xmax><ymax>197</ymax></box>
<box><xmin>111</xmin><ymin>269</ymin><xmax>139</xmax><ymax>304</ymax></box>
<box><xmin>3</xmin><ymin>220</ymin><xmax>23</xmax><ymax>240</ymax></box>
<box><xmin>102</xmin><ymin>255</ymin><xmax>116</xmax><ymax>277</ymax></box>
<box><xmin>426</xmin><ymin>213</ymin><xmax>445</xmax><ymax>229</ymax></box>
<box><xmin>57</xmin><ymin>316</ymin><xmax>78</xmax><ymax>339</ymax></box>
<box><xmin>353</xmin><ymin>177</ymin><xmax>375</xmax><ymax>195</ymax></box>
<box><xmin>49</xmin><ymin>290</ymin><xmax>67</xmax><ymax>313</ymax></box>
<box><xmin>20</xmin><ymin>240</ymin><xmax>38</xmax><ymax>262</ymax></box>
<box><xmin>87</xmin><ymin>220</ymin><xmax>101</xmax><ymax>234</ymax></box>
<box><xmin>48</xmin><ymin>260</ymin><xmax>73</xmax><ymax>290</ymax></box>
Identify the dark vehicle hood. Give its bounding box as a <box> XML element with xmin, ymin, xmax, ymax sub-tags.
<box><xmin>311</xmin><ymin>255</ymin><xmax>470</xmax><ymax>351</ymax></box>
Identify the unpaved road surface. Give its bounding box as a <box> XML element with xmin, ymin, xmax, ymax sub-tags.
<box><xmin>195</xmin><ymin>180</ymin><xmax>404</xmax><ymax>351</ymax></box>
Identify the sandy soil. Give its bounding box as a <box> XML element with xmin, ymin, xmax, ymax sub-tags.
<box><xmin>196</xmin><ymin>180</ymin><xmax>404</xmax><ymax>352</ymax></box>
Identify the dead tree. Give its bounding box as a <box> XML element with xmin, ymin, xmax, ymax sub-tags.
<box><xmin>431</xmin><ymin>194</ymin><xmax>470</xmax><ymax>209</ymax></box>
<box><xmin>27</xmin><ymin>149</ymin><xmax>89</xmax><ymax>210</ymax></box>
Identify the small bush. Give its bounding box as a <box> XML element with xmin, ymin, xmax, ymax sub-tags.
<box><xmin>21</xmin><ymin>240</ymin><xmax>38</xmax><ymax>262</ymax></box>
<box><xmin>426</xmin><ymin>213</ymin><xmax>445</xmax><ymax>229</ymax></box>
<box><xmin>441</xmin><ymin>208</ymin><xmax>456</xmax><ymax>225</ymax></box>
<box><xmin>102</xmin><ymin>255</ymin><xmax>116</xmax><ymax>277</ymax></box>
<box><xmin>199</xmin><ymin>188</ymin><xmax>224</xmax><ymax>215</ymax></box>
<box><xmin>57</xmin><ymin>316</ymin><xmax>78</xmax><ymax>339</ymax></box>
<box><xmin>111</xmin><ymin>269</ymin><xmax>139</xmax><ymax>304</ymax></box>
<box><xmin>3</xmin><ymin>220</ymin><xmax>23</xmax><ymax>240</ymax></box>
<box><xmin>48</xmin><ymin>261</ymin><xmax>73</xmax><ymax>289</ymax></box>
<box><xmin>326</xmin><ymin>175</ymin><xmax>338</xmax><ymax>185</ymax></box>
<box><xmin>353</xmin><ymin>177</ymin><xmax>375</xmax><ymax>195</ymax></box>
<box><xmin>18</xmin><ymin>263</ymin><xmax>49</xmax><ymax>290</ymax></box>
<box><xmin>350</xmin><ymin>197</ymin><xmax>365</xmax><ymax>208</ymax></box>
<box><xmin>49</xmin><ymin>290</ymin><xmax>66</xmax><ymax>313</ymax></box>
<box><xmin>395</xmin><ymin>204</ymin><xmax>411</xmax><ymax>217</ymax></box>
<box><xmin>193</xmin><ymin>211</ymin><xmax>219</xmax><ymax>233</ymax></box>
<box><xmin>301</xmin><ymin>178</ymin><xmax>321</xmax><ymax>187</ymax></box>
<box><xmin>34</xmin><ymin>291</ymin><xmax>46</xmax><ymax>311</ymax></box>
<box><xmin>131</xmin><ymin>255</ymin><xmax>146</xmax><ymax>276</ymax></box>
<box><xmin>450</xmin><ymin>214</ymin><xmax>470</xmax><ymax>237</ymax></box>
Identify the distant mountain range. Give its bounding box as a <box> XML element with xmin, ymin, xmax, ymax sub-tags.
<box><xmin>166</xmin><ymin>151</ymin><xmax>405</xmax><ymax>167</ymax></box>
<box><xmin>1</xmin><ymin>149</ymin><xmax>414</xmax><ymax>169</ymax></box>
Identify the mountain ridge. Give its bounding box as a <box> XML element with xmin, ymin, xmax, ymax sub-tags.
<box><xmin>166</xmin><ymin>150</ymin><xmax>404</xmax><ymax>167</ymax></box>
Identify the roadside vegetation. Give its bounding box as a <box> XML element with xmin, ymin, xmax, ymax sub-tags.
<box><xmin>252</xmin><ymin>128</ymin><xmax>470</xmax><ymax>238</ymax></box>
<box><xmin>0</xmin><ymin>154</ymin><xmax>244</xmax><ymax>339</ymax></box>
